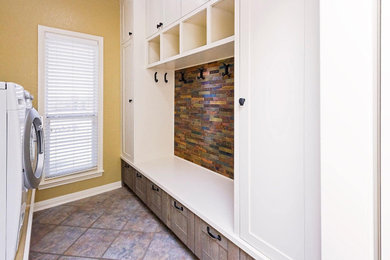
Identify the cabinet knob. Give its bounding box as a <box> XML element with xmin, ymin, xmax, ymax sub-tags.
<box><xmin>157</xmin><ymin>22</ymin><xmax>163</xmax><ymax>29</ymax></box>
<box><xmin>129</xmin><ymin>99</ymin><xmax>133</xmax><ymax>103</ymax></box>
<box><xmin>239</xmin><ymin>98</ymin><xmax>246</xmax><ymax>106</ymax></box>
<box><xmin>128</xmin><ymin>32</ymin><xmax>132</xmax><ymax>36</ymax></box>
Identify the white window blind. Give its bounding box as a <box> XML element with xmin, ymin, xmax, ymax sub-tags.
<box><xmin>43</xmin><ymin>31</ymin><xmax>100</xmax><ymax>178</ymax></box>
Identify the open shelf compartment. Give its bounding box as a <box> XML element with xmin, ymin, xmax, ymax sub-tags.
<box><xmin>180</xmin><ymin>9</ymin><xmax>207</xmax><ymax>53</ymax></box>
<box><xmin>209</xmin><ymin>0</ymin><xmax>235</xmax><ymax>43</ymax></box>
<box><xmin>148</xmin><ymin>35</ymin><xmax>161</xmax><ymax>64</ymax></box>
<box><xmin>161</xmin><ymin>25</ymin><xmax>180</xmax><ymax>59</ymax></box>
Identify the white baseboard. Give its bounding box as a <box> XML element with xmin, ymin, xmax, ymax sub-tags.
<box><xmin>34</xmin><ymin>181</ymin><xmax>122</xmax><ymax>212</ymax></box>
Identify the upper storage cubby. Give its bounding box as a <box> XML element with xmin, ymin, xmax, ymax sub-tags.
<box><xmin>180</xmin><ymin>10</ymin><xmax>207</xmax><ymax>53</ymax></box>
<box><xmin>146</xmin><ymin>0</ymin><xmax>235</xmax><ymax>69</ymax></box>
<box><xmin>209</xmin><ymin>0</ymin><xmax>234</xmax><ymax>42</ymax></box>
<box><xmin>148</xmin><ymin>35</ymin><xmax>160</xmax><ymax>64</ymax></box>
<box><xmin>162</xmin><ymin>25</ymin><xmax>180</xmax><ymax>59</ymax></box>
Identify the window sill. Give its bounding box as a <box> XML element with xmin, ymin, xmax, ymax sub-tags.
<box><xmin>38</xmin><ymin>169</ymin><xmax>104</xmax><ymax>190</ymax></box>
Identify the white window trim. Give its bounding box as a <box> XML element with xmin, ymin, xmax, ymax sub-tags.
<box><xmin>37</xmin><ymin>25</ymin><xmax>104</xmax><ymax>189</ymax></box>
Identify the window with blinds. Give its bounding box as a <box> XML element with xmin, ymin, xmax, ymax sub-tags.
<box><xmin>41</xmin><ymin>28</ymin><xmax>103</xmax><ymax>179</ymax></box>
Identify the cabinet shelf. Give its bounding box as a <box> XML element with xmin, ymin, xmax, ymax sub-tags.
<box><xmin>181</xmin><ymin>10</ymin><xmax>207</xmax><ymax>53</ymax></box>
<box><xmin>147</xmin><ymin>35</ymin><xmax>234</xmax><ymax>70</ymax></box>
<box><xmin>161</xmin><ymin>25</ymin><xmax>180</xmax><ymax>59</ymax></box>
<box><xmin>148</xmin><ymin>35</ymin><xmax>161</xmax><ymax>64</ymax></box>
<box><xmin>210</xmin><ymin>0</ymin><xmax>234</xmax><ymax>43</ymax></box>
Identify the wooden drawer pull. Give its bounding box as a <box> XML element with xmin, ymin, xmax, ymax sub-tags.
<box><xmin>136</xmin><ymin>172</ymin><xmax>142</xmax><ymax>178</ymax></box>
<box><xmin>152</xmin><ymin>184</ymin><xmax>160</xmax><ymax>192</ymax></box>
<box><xmin>207</xmin><ymin>226</ymin><xmax>221</xmax><ymax>241</ymax></box>
<box><xmin>174</xmin><ymin>201</ymin><xmax>183</xmax><ymax>211</ymax></box>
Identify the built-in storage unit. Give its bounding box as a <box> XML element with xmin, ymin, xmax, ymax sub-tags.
<box><xmin>146</xmin><ymin>0</ymin><xmax>234</xmax><ymax>68</ymax></box>
<box><xmin>121</xmin><ymin>160</ymin><xmax>255</xmax><ymax>259</ymax></box>
<box><xmin>161</xmin><ymin>25</ymin><xmax>180</xmax><ymax>59</ymax></box>
<box><xmin>148</xmin><ymin>35</ymin><xmax>161</xmax><ymax>64</ymax></box>
<box><xmin>121</xmin><ymin>0</ymin><xmax>321</xmax><ymax>259</ymax></box>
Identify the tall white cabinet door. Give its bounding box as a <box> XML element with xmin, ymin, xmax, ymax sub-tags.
<box><xmin>238</xmin><ymin>0</ymin><xmax>319</xmax><ymax>259</ymax></box>
<box><xmin>382</xmin><ymin>0</ymin><xmax>390</xmax><ymax>258</ymax></box>
<box><xmin>163</xmin><ymin>0</ymin><xmax>181</xmax><ymax>26</ymax></box>
<box><xmin>121</xmin><ymin>0</ymin><xmax>133</xmax><ymax>44</ymax></box>
<box><xmin>121</xmin><ymin>41</ymin><xmax>134</xmax><ymax>161</ymax></box>
<box><xmin>146</xmin><ymin>0</ymin><xmax>163</xmax><ymax>37</ymax></box>
<box><xmin>181</xmin><ymin>0</ymin><xmax>208</xmax><ymax>16</ymax></box>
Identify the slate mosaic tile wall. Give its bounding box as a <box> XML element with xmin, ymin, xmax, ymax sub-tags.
<box><xmin>174</xmin><ymin>58</ymin><xmax>234</xmax><ymax>179</ymax></box>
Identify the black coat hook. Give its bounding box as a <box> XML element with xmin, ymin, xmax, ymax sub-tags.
<box><xmin>164</xmin><ymin>73</ymin><xmax>168</xmax><ymax>83</ymax></box>
<box><xmin>222</xmin><ymin>63</ymin><xmax>231</xmax><ymax>78</ymax></box>
<box><xmin>154</xmin><ymin>72</ymin><xmax>158</xmax><ymax>83</ymax></box>
<box><xmin>197</xmin><ymin>68</ymin><xmax>205</xmax><ymax>80</ymax></box>
<box><xmin>179</xmin><ymin>72</ymin><xmax>187</xmax><ymax>83</ymax></box>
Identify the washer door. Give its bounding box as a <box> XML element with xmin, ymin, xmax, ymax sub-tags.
<box><xmin>23</xmin><ymin>108</ymin><xmax>44</xmax><ymax>189</ymax></box>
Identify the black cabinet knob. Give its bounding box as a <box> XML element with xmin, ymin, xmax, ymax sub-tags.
<box><xmin>128</xmin><ymin>32</ymin><xmax>132</xmax><ymax>36</ymax></box>
<box><xmin>129</xmin><ymin>99</ymin><xmax>133</xmax><ymax>103</ymax></box>
<box><xmin>239</xmin><ymin>98</ymin><xmax>246</xmax><ymax>106</ymax></box>
<box><xmin>157</xmin><ymin>22</ymin><xmax>163</xmax><ymax>29</ymax></box>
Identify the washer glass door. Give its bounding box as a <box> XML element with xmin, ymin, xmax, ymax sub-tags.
<box><xmin>23</xmin><ymin>108</ymin><xmax>44</xmax><ymax>189</ymax></box>
<box><xmin>30</xmin><ymin>123</ymin><xmax>38</xmax><ymax>173</ymax></box>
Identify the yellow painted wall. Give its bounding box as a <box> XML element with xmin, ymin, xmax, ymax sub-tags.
<box><xmin>0</xmin><ymin>0</ymin><xmax>121</xmax><ymax>201</ymax></box>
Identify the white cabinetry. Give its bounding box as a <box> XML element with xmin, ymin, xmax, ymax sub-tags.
<box><xmin>164</xmin><ymin>0</ymin><xmax>181</xmax><ymax>26</ymax></box>
<box><xmin>146</xmin><ymin>0</ymin><xmax>181</xmax><ymax>38</ymax></box>
<box><xmin>121</xmin><ymin>0</ymin><xmax>134</xmax><ymax>161</ymax></box>
<box><xmin>383</xmin><ymin>1</ymin><xmax>390</xmax><ymax>259</ymax></box>
<box><xmin>181</xmin><ymin>0</ymin><xmax>208</xmax><ymax>16</ymax></box>
<box><xmin>238</xmin><ymin>0</ymin><xmax>320</xmax><ymax>259</ymax></box>
<box><xmin>121</xmin><ymin>41</ymin><xmax>134</xmax><ymax>161</ymax></box>
<box><xmin>121</xmin><ymin>0</ymin><xmax>133</xmax><ymax>43</ymax></box>
<box><xmin>146</xmin><ymin>0</ymin><xmax>163</xmax><ymax>37</ymax></box>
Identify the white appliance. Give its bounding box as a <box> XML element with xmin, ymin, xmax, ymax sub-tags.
<box><xmin>0</xmin><ymin>82</ymin><xmax>44</xmax><ymax>260</ymax></box>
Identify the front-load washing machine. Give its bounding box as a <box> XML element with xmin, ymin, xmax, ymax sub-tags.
<box><xmin>0</xmin><ymin>82</ymin><xmax>44</xmax><ymax>260</ymax></box>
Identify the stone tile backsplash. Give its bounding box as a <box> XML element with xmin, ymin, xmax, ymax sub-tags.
<box><xmin>174</xmin><ymin>58</ymin><xmax>234</xmax><ymax>179</ymax></box>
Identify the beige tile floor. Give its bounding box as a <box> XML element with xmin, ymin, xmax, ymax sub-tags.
<box><xmin>29</xmin><ymin>187</ymin><xmax>197</xmax><ymax>260</ymax></box>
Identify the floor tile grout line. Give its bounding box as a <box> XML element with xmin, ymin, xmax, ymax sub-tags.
<box><xmin>60</xmin><ymin>191</ymin><xmax>132</xmax><ymax>259</ymax></box>
<box><xmin>141</xmin><ymin>231</ymin><xmax>157</xmax><ymax>260</ymax></box>
<box><xmin>99</xmin><ymin>229</ymin><xmax>123</xmax><ymax>259</ymax></box>
<box><xmin>60</xmin><ymin>227</ymin><xmax>89</xmax><ymax>256</ymax></box>
<box><xmin>60</xmin><ymin>207</ymin><xmax>118</xmax><ymax>259</ymax></box>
